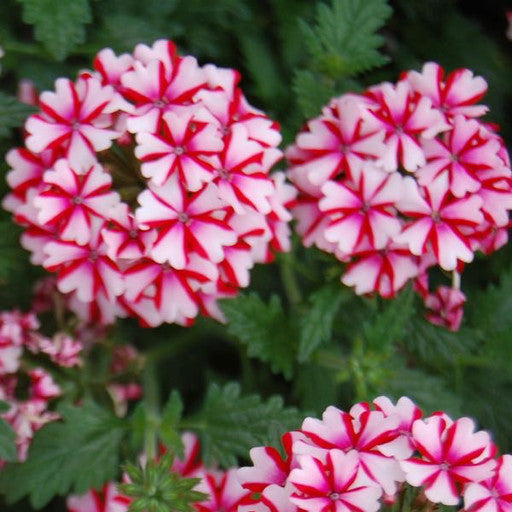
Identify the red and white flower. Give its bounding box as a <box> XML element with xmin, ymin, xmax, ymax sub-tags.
<box><xmin>464</xmin><ymin>455</ymin><xmax>512</xmax><ymax>512</ymax></box>
<box><xmin>35</xmin><ymin>159</ymin><xmax>120</xmax><ymax>245</ymax></box>
<box><xmin>25</xmin><ymin>76</ymin><xmax>119</xmax><ymax>171</ymax></box>
<box><xmin>289</xmin><ymin>450</ymin><xmax>382</xmax><ymax>512</ymax></box>
<box><xmin>400</xmin><ymin>415</ymin><xmax>496</xmax><ymax>505</ymax></box>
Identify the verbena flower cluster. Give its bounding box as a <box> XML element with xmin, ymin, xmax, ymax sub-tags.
<box><xmin>4</xmin><ymin>39</ymin><xmax>294</xmax><ymax>328</ymax></box>
<box><xmin>66</xmin><ymin>396</ymin><xmax>512</xmax><ymax>512</ymax></box>
<box><xmin>287</xmin><ymin>63</ymin><xmax>512</xmax><ymax>330</ymax></box>
<box><xmin>0</xmin><ymin>309</ymin><xmax>81</xmax><ymax>462</ymax></box>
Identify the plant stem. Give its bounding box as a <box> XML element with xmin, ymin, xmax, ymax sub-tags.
<box><xmin>142</xmin><ymin>357</ymin><xmax>160</xmax><ymax>461</ymax></box>
<box><xmin>279</xmin><ymin>252</ymin><xmax>302</xmax><ymax>307</ymax></box>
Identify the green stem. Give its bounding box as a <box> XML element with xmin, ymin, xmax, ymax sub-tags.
<box><xmin>350</xmin><ymin>337</ymin><xmax>368</xmax><ymax>401</ymax></box>
<box><xmin>145</xmin><ymin>330</ymin><xmax>205</xmax><ymax>363</ymax></box>
<box><xmin>314</xmin><ymin>349</ymin><xmax>347</xmax><ymax>369</ymax></box>
<box><xmin>398</xmin><ymin>485</ymin><xmax>407</xmax><ymax>512</ymax></box>
<box><xmin>2</xmin><ymin>41</ymin><xmax>43</xmax><ymax>56</ymax></box>
<box><xmin>279</xmin><ymin>252</ymin><xmax>302</xmax><ymax>307</ymax></box>
<box><xmin>142</xmin><ymin>358</ymin><xmax>160</xmax><ymax>461</ymax></box>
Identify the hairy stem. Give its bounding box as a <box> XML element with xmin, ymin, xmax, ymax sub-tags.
<box><xmin>142</xmin><ymin>358</ymin><xmax>160</xmax><ymax>461</ymax></box>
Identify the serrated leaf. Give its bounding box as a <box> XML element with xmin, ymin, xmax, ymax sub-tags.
<box><xmin>302</xmin><ymin>0</ymin><xmax>392</xmax><ymax>78</ymax></box>
<box><xmin>469</xmin><ymin>265</ymin><xmax>512</xmax><ymax>334</ymax></box>
<box><xmin>378</xmin><ymin>359</ymin><xmax>462</xmax><ymax>417</ymax></box>
<box><xmin>17</xmin><ymin>0</ymin><xmax>92</xmax><ymax>60</ymax></box>
<box><xmin>293</xmin><ymin>69</ymin><xmax>336</xmax><ymax>119</ymax></box>
<box><xmin>0</xmin><ymin>402</ymin><xmax>17</xmax><ymax>462</ymax></box>
<box><xmin>298</xmin><ymin>285</ymin><xmax>347</xmax><ymax>362</ymax></box>
<box><xmin>160</xmin><ymin>390</ymin><xmax>184</xmax><ymax>455</ymax></box>
<box><xmin>402</xmin><ymin>319</ymin><xmax>481</xmax><ymax>369</ymax></box>
<box><xmin>192</xmin><ymin>382</ymin><xmax>302</xmax><ymax>467</ymax></box>
<box><xmin>238</xmin><ymin>33</ymin><xmax>285</xmax><ymax>102</ymax></box>
<box><xmin>0</xmin><ymin>93</ymin><xmax>37</xmax><ymax>138</ymax></box>
<box><xmin>221</xmin><ymin>294</ymin><xmax>296</xmax><ymax>379</ymax></box>
<box><xmin>95</xmin><ymin>14</ymin><xmax>177</xmax><ymax>54</ymax></box>
<box><xmin>0</xmin><ymin>400</ymin><xmax>124</xmax><ymax>508</ymax></box>
<box><xmin>363</xmin><ymin>285</ymin><xmax>414</xmax><ymax>351</ymax></box>
<box><xmin>293</xmin><ymin>363</ymin><xmax>339</xmax><ymax>414</ymax></box>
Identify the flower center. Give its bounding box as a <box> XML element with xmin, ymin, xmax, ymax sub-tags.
<box><xmin>329</xmin><ymin>493</ymin><xmax>341</xmax><ymax>501</ymax></box>
<box><xmin>129</xmin><ymin>229</ymin><xmax>138</xmax><ymax>239</ymax></box>
<box><xmin>89</xmin><ymin>250</ymin><xmax>99</xmax><ymax>262</ymax></box>
<box><xmin>340</xmin><ymin>143</ymin><xmax>351</xmax><ymax>154</ymax></box>
<box><xmin>154</xmin><ymin>98</ymin><xmax>168</xmax><ymax>108</ymax></box>
<box><xmin>174</xmin><ymin>145</ymin><xmax>186</xmax><ymax>156</ymax></box>
<box><xmin>73</xmin><ymin>196</ymin><xmax>84</xmax><ymax>205</ymax></box>
<box><xmin>177</xmin><ymin>212</ymin><xmax>190</xmax><ymax>224</ymax></box>
<box><xmin>218</xmin><ymin>168</ymin><xmax>232</xmax><ymax>181</ymax></box>
<box><xmin>431</xmin><ymin>211</ymin><xmax>441</xmax><ymax>223</ymax></box>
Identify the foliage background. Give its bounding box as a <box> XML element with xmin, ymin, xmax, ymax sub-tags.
<box><xmin>0</xmin><ymin>0</ymin><xmax>512</xmax><ymax>510</ymax></box>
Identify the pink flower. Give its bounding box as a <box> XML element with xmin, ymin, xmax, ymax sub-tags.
<box><xmin>135</xmin><ymin>110</ymin><xmax>223</xmax><ymax>190</ymax></box>
<box><xmin>319</xmin><ymin>164</ymin><xmax>403</xmax><ymax>255</ymax></box>
<box><xmin>29</xmin><ymin>367</ymin><xmax>61</xmax><ymax>399</ymax></box>
<box><xmin>395</xmin><ymin>174</ymin><xmax>484</xmax><ymax>271</ymax></box>
<box><xmin>341</xmin><ymin>243</ymin><xmax>418</xmax><ymax>298</ymax></box>
<box><xmin>424</xmin><ymin>285</ymin><xmax>466</xmax><ymax>331</ymax></box>
<box><xmin>372</xmin><ymin>396</ymin><xmax>423</xmax><ymax>460</ymax></box>
<box><xmin>296</xmin><ymin>406</ymin><xmax>404</xmax><ymax>495</ymax></box>
<box><xmin>4</xmin><ymin>147</ymin><xmax>59</xmax><ymax>212</ymax></box>
<box><xmin>67</xmin><ymin>482</ymin><xmax>131</xmax><ymax>512</ymax></box>
<box><xmin>171</xmin><ymin>431</ymin><xmax>205</xmax><ymax>478</ymax></box>
<box><xmin>407</xmin><ymin>63</ymin><xmax>488</xmax><ymax>119</ymax></box>
<box><xmin>4</xmin><ymin>39</ymin><xmax>293</xmax><ymax>327</ymax></box>
<box><xmin>417</xmin><ymin>115</ymin><xmax>503</xmax><ymax>198</ymax></box>
<box><xmin>43</xmin><ymin>219</ymin><xmax>124</xmax><ymax>303</ymax></box>
<box><xmin>34</xmin><ymin>159</ymin><xmax>120</xmax><ymax>245</ymax></box>
<box><xmin>101</xmin><ymin>203</ymin><xmax>155</xmax><ymax>261</ymax></box>
<box><xmin>25</xmin><ymin>76</ymin><xmax>119</xmax><ymax>171</ymax></box>
<box><xmin>123</xmin><ymin>255</ymin><xmax>217</xmax><ymax>325</ymax></box>
<box><xmin>464</xmin><ymin>455</ymin><xmax>512</xmax><ymax>512</ymax></box>
<box><xmin>364</xmin><ymin>80</ymin><xmax>448</xmax><ymax>172</ymax></box>
<box><xmin>289</xmin><ymin>450</ymin><xmax>382</xmax><ymax>512</ymax></box>
<box><xmin>289</xmin><ymin>95</ymin><xmax>386</xmax><ymax>185</ymax></box>
<box><xmin>136</xmin><ymin>177</ymin><xmax>236</xmax><ymax>269</ymax></box>
<box><xmin>36</xmin><ymin>333</ymin><xmax>83</xmax><ymax>367</ymax></box>
<box><xmin>195</xmin><ymin>469</ymin><xmax>252</xmax><ymax>512</ymax></box>
<box><xmin>287</xmin><ymin>66</ymin><xmax>512</xmax><ymax>329</ymax></box>
<box><xmin>400</xmin><ymin>415</ymin><xmax>496</xmax><ymax>505</ymax></box>
<box><xmin>214</xmin><ymin>124</ymin><xmax>275</xmax><ymax>215</ymax></box>
<box><xmin>121</xmin><ymin>53</ymin><xmax>206</xmax><ymax>134</ymax></box>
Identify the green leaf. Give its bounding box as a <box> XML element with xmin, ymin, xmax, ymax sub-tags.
<box><xmin>377</xmin><ymin>359</ymin><xmax>463</xmax><ymax>417</ymax></box>
<box><xmin>221</xmin><ymin>294</ymin><xmax>296</xmax><ymax>379</ymax></box>
<box><xmin>0</xmin><ymin>93</ymin><xmax>37</xmax><ymax>138</ymax></box>
<box><xmin>402</xmin><ymin>320</ymin><xmax>481</xmax><ymax>369</ymax></box>
<box><xmin>298</xmin><ymin>285</ymin><xmax>347</xmax><ymax>362</ymax></box>
<box><xmin>94</xmin><ymin>14</ymin><xmax>177</xmax><ymax>54</ymax></box>
<box><xmin>160</xmin><ymin>390</ymin><xmax>184</xmax><ymax>455</ymax></box>
<box><xmin>0</xmin><ymin>400</ymin><xmax>124</xmax><ymax>509</ymax></box>
<box><xmin>469</xmin><ymin>265</ymin><xmax>512</xmax><ymax>334</ymax></box>
<box><xmin>293</xmin><ymin>362</ymin><xmax>339</xmax><ymax>414</ymax></box>
<box><xmin>191</xmin><ymin>382</ymin><xmax>302</xmax><ymax>467</ymax></box>
<box><xmin>363</xmin><ymin>285</ymin><xmax>415</xmax><ymax>351</ymax></box>
<box><xmin>120</xmin><ymin>455</ymin><xmax>205</xmax><ymax>512</ymax></box>
<box><xmin>238</xmin><ymin>33</ymin><xmax>285</xmax><ymax>102</ymax></box>
<box><xmin>302</xmin><ymin>0</ymin><xmax>392</xmax><ymax>78</ymax></box>
<box><xmin>17</xmin><ymin>0</ymin><xmax>92</xmax><ymax>60</ymax></box>
<box><xmin>0</xmin><ymin>402</ymin><xmax>17</xmax><ymax>462</ymax></box>
<box><xmin>293</xmin><ymin>69</ymin><xmax>335</xmax><ymax>118</ymax></box>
